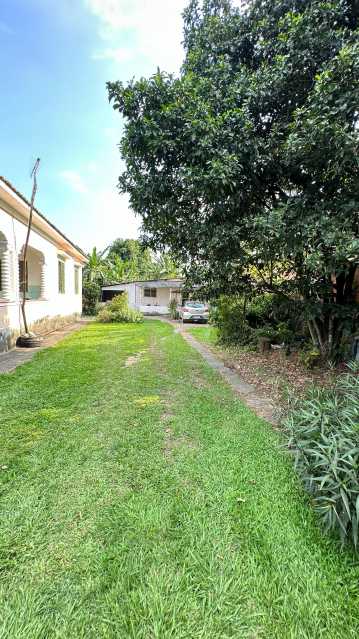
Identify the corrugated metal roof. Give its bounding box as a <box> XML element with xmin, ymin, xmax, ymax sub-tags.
<box><xmin>102</xmin><ymin>278</ymin><xmax>184</xmax><ymax>290</ymax></box>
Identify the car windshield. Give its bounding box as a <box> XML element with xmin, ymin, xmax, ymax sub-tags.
<box><xmin>186</xmin><ymin>302</ymin><xmax>205</xmax><ymax>309</ymax></box>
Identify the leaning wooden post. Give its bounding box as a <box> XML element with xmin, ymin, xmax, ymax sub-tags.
<box><xmin>20</xmin><ymin>158</ymin><xmax>40</xmax><ymax>338</ymax></box>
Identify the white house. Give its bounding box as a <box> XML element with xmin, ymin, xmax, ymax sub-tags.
<box><xmin>0</xmin><ymin>176</ymin><xmax>87</xmax><ymax>352</ymax></box>
<box><xmin>102</xmin><ymin>278</ymin><xmax>184</xmax><ymax>315</ymax></box>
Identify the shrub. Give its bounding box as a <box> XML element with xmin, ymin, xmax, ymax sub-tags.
<box><xmin>212</xmin><ymin>293</ymin><xmax>300</xmax><ymax>347</ymax></box>
<box><xmin>298</xmin><ymin>346</ymin><xmax>321</xmax><ymax>369</ymax></box>
<box><xmin>285</xmin><ymin>362</ymin><xmax>359</xmax><ymax>549</ymax></box>
<box><xmin>212</xmin><ymin>296</ymin><xmax>255</xmax><ymax>345</ymax></box>
<box><xmin>82</xmin><ymin>280</ymin><xmax>101</xmax><ymax>316</ymax></box>
<box><xmin>97</xmin><ymin>293</ymin><xmax>143</xmax><ymax>324</ymax></box>
<box><xmin>246</xmin><ymin>293</ymin><xmax>277</xmax><ymax>328</ymax></box>
<box><xmin>169</xmin><ymin>297</ymin><xmax>179</xmax><ymax>320</ymax></box>
<box><xmin>276</xmin><ymin>321</ymin><xmax>296</xmax><ymax>346</ymax></box>
<box><xmin>254</xmin><ymin>324</ymin><xmax>278</xmax><ymax>342</ymax></box>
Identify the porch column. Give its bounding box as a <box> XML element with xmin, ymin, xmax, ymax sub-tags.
<box><xmin>0</xmin><ymin>246</ymin><xmax>13</xmax><ymax>300</ymax></box>
<box><xmin>39</xmin><ymin>260</ymin><xmax>47</xmax><ymax>299</ymax></box>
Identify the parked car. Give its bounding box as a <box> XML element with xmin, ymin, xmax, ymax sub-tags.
<box><xmin>179</xmin><ymin>301</ymin><xmax>209</xmax><ymax>323</ymax></box>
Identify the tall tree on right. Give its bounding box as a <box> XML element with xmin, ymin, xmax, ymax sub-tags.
<box><xmin>108</xmin><ymin>0</ymin><xmax>359</xmax><ymax>358</ymax></box>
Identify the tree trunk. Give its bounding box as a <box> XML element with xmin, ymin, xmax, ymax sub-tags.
<box><xmin>308</xmin><ymin>266</ymin><xmax>358</xmax><ymax>360</ymax></box>
<box><xmin>307</xmin><ymin>320</ymin><xmax>318</xmax><ymax>348</ymax></box>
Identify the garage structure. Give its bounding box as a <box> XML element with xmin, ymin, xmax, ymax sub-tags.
<box><xmin>102</xmin><ymin>278</ymin><xmax>184</xmax><ymax>315</ymax></box>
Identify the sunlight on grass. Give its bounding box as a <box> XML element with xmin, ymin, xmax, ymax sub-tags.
<box><xmin>133</xmin><ymin>395</ymin><xmax>161</xmax><ymax>407</ymax></box>
<box><xmin>0</xmin><ymin>321</ymin><xmax>358</xmax><ymax>638</ymax></box>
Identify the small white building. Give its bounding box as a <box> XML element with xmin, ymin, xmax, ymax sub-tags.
<box><xmin>0</xmin><ymin>176</ymin><xmax>87</xmax><ymax>352</ymax></box>
<box><xmin>102</xmin><ymin>278</ymin><xmax>183</xmax><ymax>315</ymax></box>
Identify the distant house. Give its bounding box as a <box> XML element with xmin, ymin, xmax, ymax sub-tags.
<box><xmin>0</xmin><ymin>177</ymin><xmax>87</xmax><ymax>352</ymax></box>
<box><xmin>102</xmin><ymin>278</ymin><xmax>184</xmax><ymax>315</ymax></box>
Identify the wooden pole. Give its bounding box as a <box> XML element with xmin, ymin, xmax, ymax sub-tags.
<box><xmin>21</xmin><ymin>158</ymin><xmax>40</xmax><ymax>335</ymax></box>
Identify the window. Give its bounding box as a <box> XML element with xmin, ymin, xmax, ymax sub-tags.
<box><xmin>74</xmin><ymin>265</ymin><xmax>80</xmax><ymax>295</ymax></box>
<box><xmin>58</xmin><ymin>260</ymin><xmax>65</xmax><ymax>294</ymax></box>
<box><xmin>0</xmin><ymin>258</ymin><xmax>2</xmax><ymax>293</ymax></box>
<box><xmin>144</xmin><ymin>287</ymin><xmax>157</xmax><ymax>298</ymax></box>
<box><xmin>19</xmin><ymin>260</ymin><xmax>28</xmax><ymax>293</ymax></box>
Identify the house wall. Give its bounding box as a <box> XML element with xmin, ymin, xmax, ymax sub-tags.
<box><xmin>140</xmin><ymin>287</ymin><xmax>170</xmax><ymax>312</ymax></box>
<box><xmin>102</xmin><ymin>284</ymin><xmax>179</xmax><ymax>315</ymax></box>
<box><xmin>0</xmin><ymin>204</ymin><xmax>83</xmax><ymax>352</ymax></box>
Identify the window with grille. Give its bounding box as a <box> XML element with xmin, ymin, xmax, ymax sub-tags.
<box><xmin>58</xmin><ymin>260</ymin><xmax>65</xmax><ymax>294</ymax></box>
<box><xmin>74</xmin><ymin>265</ymin><xmax>80</xmax><ymax>295</ymax></box>
<box><xmin>143</xmin><ymin>287</ymin><xmax>157</xmax><ymax>298</ymax></box>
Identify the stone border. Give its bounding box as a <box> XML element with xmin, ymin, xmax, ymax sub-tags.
<box><xmin>159</xmin><ymin>318</ymin><xmax>278</xmax><ymax>425</ymax></box>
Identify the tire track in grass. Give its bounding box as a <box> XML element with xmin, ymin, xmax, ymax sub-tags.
<box><xmin>0</xmin><ymin>321</ymin><xmax>358</xmax><ymax>638</ymax></box>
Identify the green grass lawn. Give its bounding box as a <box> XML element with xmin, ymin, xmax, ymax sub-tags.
<box><xmin>0</xmin><ymin>321</ymin><xmax>358</xmax><ymax>638</ymax></box>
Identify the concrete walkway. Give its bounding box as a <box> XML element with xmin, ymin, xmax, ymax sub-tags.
<box><xmin>162</xmin><ymin>319</ymin><xmax>277</xmax><ymax>425</ymax></box>
<box><xmin>0</xmin><ymin>320</ymin><xmax>88</xmax><ymax>374</ymax></box>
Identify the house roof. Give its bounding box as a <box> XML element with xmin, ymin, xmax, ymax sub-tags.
<box><xmin>102</xmin><ymin>278</ymin><xmax>184</xmax><ymax>290</ymax></box>
<box><xmin>0</xmin><ymin>176</ymin><xmax>87</xmax><ymax>263</ymax></box>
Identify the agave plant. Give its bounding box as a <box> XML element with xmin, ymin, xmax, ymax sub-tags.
<box><xmin>285</xmin><ymin>361</ymin><xmax>359</xmax><ymax>549</ymax></box>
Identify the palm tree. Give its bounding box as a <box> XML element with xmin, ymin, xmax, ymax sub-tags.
<box><xmin>150</xmin><ymin>253</ymin><xmax>180</xmax><ymax>279</ymax></box>
<box><xmin>84</xmin><ymin>247</ymin><xmax>109</xmax><ymax>283</ymax></box>
<box><xmin>104</xmin><ymin>254</ymin><xmax>126</xmax><ymax>284</ymax></box>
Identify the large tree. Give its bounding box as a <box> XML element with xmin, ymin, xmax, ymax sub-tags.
<box><xmin>108</xmin><ymin>0</ymin><xmax>359</xmax><ymax>357</ymax></box>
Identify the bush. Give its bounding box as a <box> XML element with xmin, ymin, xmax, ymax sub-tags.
<box><xmin>83</xmin><ymin>280</ymin><xmax>101</xmax><ymax>316</ymax></box>
<box><xmin>212</xmin><ymin>293</ymin><xmax>300</xmax><ymax>347</ymax></box>
<box><xmin>245</xmin><ymin>293</ymin><xmax>277</xmax><ymax>328</ymax></box>
<box><xmin>169</xmin><ymin>297</ymin><xmax>179</xmax><ymax>320</ymax></box>
<box><xmin>212</xmin><ymin>296</ymin><xmax>255</xmax><ymax>345</ymax></box>
<box><xmin>254</xmin><ymin>324</ymin><xmax>279</xmax><ymax>342</ymax></box>
<box><xmin>97</xmin><ymin>293</ymin><xmax>143</xmax><ymax>324</ymax></box>
<box><xmin>285</xmin><ymin>362</ymin><xmax>359</xmax><ymax>549</ymax></box>
<box><xmin>298</xmin><ymin>346</ymin><xmax>321</xmax><ymax>369</ymax></box>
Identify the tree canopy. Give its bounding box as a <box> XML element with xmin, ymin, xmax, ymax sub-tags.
<box><xmin>108</xmin><ymin>0</ymin><xmax>359</xmax><ymax>355</ymax></box>
<box><xmin>84</xmin><ymin>239</ymin><xmax>180</xmax><ymax>286</ymax></box>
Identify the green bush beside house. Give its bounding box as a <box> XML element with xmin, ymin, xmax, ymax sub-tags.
<box><xmin>97</xmin><ymin>293</ymin><xmax>143</xmax><ymax>324</ymax></box>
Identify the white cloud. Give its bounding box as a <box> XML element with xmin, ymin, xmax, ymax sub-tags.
<box><xmin>60</xmin><ymin>170</ymin><xmax>88</xmax><ymax>194</ymax></box>
<box><xmin>92</xmin><ymin>47</ymin><xmax>132</xmax><ymax>63</ymax></box>
<box><xmin>87</xmin><ymin>161</ymin><xmax>99</xmax><ymax>174</ymax></box>
<box><xmin>88</xmin><ymin>189</ymin><xmax>140</xmax><ymax>245</ymax></box>
<box><xmin>54</xmin><ymin>164</ymin><xmax>139</xmax><ymax>251</ymax></box>
<box><xmin>70</xmin><ymin>188</ymin><xmax>139</xmax><ymax>251</ymax></box>
<box><xmin>85</xmin><ymin>0</ymin><xmax>187</xmax><ymax>73</ymax></box>
<box><xmin>85</xmin><ymin>0</ymin><xmax>142</xmax><ymax>30</ymax></box>
<box><xmin>85</xmin><ymin>0</ymin><xmax>244</xmax><ymax>73</ymax></box>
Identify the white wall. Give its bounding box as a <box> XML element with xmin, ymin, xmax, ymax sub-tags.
<box><xmin>139</xmin><ymin>286</ymin><xmax>171</xmax><ymax>314</ymax></box>
<box><xmin>0</xmin><ymin>204</ymin><xmax>83</xmax><ymax>350</ymax></box>
<box><xmin>102</xmin><ymin>283</ymin><xmax>173</xmax><ymax>315</ymax></box>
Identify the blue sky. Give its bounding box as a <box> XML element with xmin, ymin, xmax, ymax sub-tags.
<box><xmin>0</xmin><ymin>0</ymin><xmax>188</xmax><ymax>252</ymax></box>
